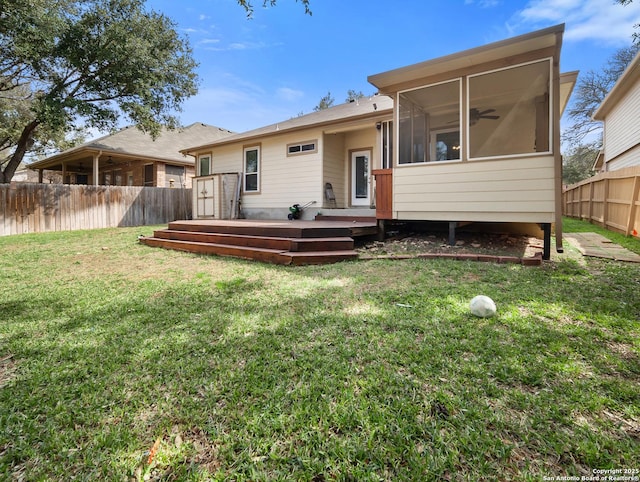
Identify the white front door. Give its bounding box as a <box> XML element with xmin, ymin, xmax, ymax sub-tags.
<box><xmin>351</xmin><ymin>150</ymin><xmax>370</xmax><ymax>206</ymax></box>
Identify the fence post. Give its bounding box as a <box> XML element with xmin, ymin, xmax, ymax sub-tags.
<box><xmin>603</xmin><ymin>178</ymin><xmax>610</xmax><ymax>229</ymax></box>
<box><xmin>588</xmin><ymin>181</ymin><xmax>594</xmax><ymax>224</ymax></box>
<box><xmin>625</xmin><ymin>176</ymin><xmax>640</xmax><ymax>236</ymax></box>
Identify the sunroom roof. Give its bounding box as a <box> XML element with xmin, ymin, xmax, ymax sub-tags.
<box><xmin>368</xmin><ymin>24</ymin><xmax>565</xmax><ymax>93</ymax></box>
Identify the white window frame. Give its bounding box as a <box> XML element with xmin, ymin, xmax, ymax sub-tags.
<box><xmin>243</xmin><ymin>146</ymin><xmax>260</xmax><ymax>193</ymax></box>
<box><xmin>396</xmin><ymin>78</ymin><xmax>462</xmax><ymax>166</ymax></box>
<box><xmin>198</xmin><ymin>155</ymin><xmax>211</xmax><ymax>176</ymax></box>
<box><xmin>466</xmin><ymin>57</ymin><xmax>553</xmax><ymax>161</ymax></box>
<box><xmin>287</xmin><ymin>140</ymin><xmax>317</xmax><ymax>156</ymax></box>
<box><xmin>429</xmin><ymin>127</ymin><xmax>461</xmax><ymax>162</ymax></box>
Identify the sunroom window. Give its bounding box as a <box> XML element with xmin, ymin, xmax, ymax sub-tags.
<box><xmin>398</xmin><ymin>79</ymin><xmax>461</xmax><ymax>164</ymax></box>
<box><xmin>468</xmin><ymin>59</ymin><xmax>551</xmax><ymax>159</ymax></box>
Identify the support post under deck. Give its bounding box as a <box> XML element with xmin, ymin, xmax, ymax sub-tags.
<box><xmin>448</xmin><ymin>222</ymin><xmax>457</xmax><ymax>246</ymax></box>
<box><xmin>541</xmin><ymin>223</ymin><xmax>551</xmax><ymax>261</ymax></box>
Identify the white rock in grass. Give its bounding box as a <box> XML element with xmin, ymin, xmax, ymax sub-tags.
<box><xmin>469</xmin><ymin>295</ymin><xmax>497</xmax><ymax>318</ymax></box>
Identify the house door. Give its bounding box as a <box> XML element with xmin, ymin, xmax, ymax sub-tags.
<box><xmin>351</xmin><ymin>150</ymin><xmax>370</xmax><ymax>206</ymax></box>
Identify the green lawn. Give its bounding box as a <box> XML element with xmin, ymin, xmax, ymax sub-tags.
<box><xmin>1</xmin><ymin>219</ymin><xmax>638</xmax><ymax>481</ymax></box>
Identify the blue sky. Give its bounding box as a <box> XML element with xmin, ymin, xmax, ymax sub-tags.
<box><xmin>146</xmin><ymin>0</ymin><xmax>640</xmax><ymax>133</ymax></box>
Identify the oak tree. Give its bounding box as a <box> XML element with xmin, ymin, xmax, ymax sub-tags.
<box><xmin>0</xmin><ymin>0</ymin><xmax>198</xmax><ymax>183</ymax></box>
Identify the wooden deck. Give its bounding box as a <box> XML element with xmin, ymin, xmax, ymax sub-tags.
<box><xmin>139</xmin><ymin>218</ymin><xmax>378</xmax><ymax>265</ymax></box>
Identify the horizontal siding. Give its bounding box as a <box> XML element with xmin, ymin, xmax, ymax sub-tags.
<box><xmin>393</xmin><ymin>155</ymin><xmax>556</xmax><ymax>221</ymax></box>
<box><xmin>608</xmin><ymin>144</ymin><xmax>640</xmax><ymax>171</ymax></box>
<box><xmin>211</xmin><ymin>145</ymin><xmax>242</xmax><ymax>174</ymax></box>
<box><xmin>396</xmin><ymin>210</ymin><xmax>555</xmax><ymax>223</ymax></box>
<box><xmin>244</xmin><ymin>130</ymin><xmax>323</xmax><ymax>209</ymax></box>
<box><xmin>604</xmin><ymin>80</ymin><xmax>640</xmax><ymax>165</ymax></box>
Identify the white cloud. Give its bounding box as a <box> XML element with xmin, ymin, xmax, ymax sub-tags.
<box><xmin>465</xmin><ymin>0</ymin><xmax>501</xmax><ymax>7</ymax></box>
<box><xmin>198</xmin><ymin>38</ymin><xmax>221</xmax><ymax>45</ymax></box>
<box><xmin>516</xmin><ymin>0</ymin><xmax>640</xmax><ymax>45</ymax></box>
<box><xmin>177</xmin><ymin>75</ymin><xmax>301</xmax><ymax>132</ymax></box>
<box><xmin>276</xmin><ymin>87</ymin><xmax>305</xmax><ymax>102</ymax></box>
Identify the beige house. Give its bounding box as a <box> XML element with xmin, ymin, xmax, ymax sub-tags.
<box><xmin>183</xmin><ymin>24</ymin><xmax>576</xmax><ymax>258</ymax></box>
<box><xmin>183</xmin><ymin>95</ymin><xmax>394</xmax><ymax>220</ymax></box>
<box><xmin>28</xmin><ymin>123</ymin><xmax>233</xmax><ymax>188</ymax></box>
<box><xmin>592</xmin><ymin>50</ymin><xmax>640</xmax><ymax>172</ymax></box>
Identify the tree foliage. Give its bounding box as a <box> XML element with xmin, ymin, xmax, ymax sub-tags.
<box><xmin>0</xmin><ymin>0</ymin><xmax>199</xmax><ymax>183</ymax></box>
<box><xmin>237</xmin><ymin>0</ymin><xmax>312</xmax><ymax>16</ymax></box>
<box><xmin>346</xmin><ymin>90</ymin><xmax>365</xmax><ymax>102</ymax></box>
<box><xmin>562</xmin><ymin>141</ymin><xmax>600</xmax><ymax>185</ymax></box>
<box><xmin>616</xmin><ymin>0</ymin><xmax>639</xmax><ymax>44</ymax></box>
<box><xmin>313</xmin><ymin>91</ymin><xmax>335</xmax><ymax>111</ymax></box>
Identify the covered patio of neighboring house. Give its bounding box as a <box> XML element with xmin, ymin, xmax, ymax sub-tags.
<box><xmin>27</xmin><ymin>123</ymin><xmax>234</xmax><ymax>188</ymax></box>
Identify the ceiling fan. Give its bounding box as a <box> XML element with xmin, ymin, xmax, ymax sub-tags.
<box><xmin>469</xmin><ymin>108</ymin><xmax>499</xmax><ymax>125</ymax></box>
<box><xmin>448</xmin><ymin>108</ymin><xmax>500</xmax><ymax>125</ymax></box>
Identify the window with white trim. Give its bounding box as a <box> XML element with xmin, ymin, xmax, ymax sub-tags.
<box><xmin>244</xmin><ymin>146</ymin><xmax>260</xmax><ymax>192</ymax></box>
<box><xmin>468</xmin><ymin>58</ymin><xmax>551</xmax><ymax>159</ymax></box>
<box><xmin>199</xmin><ymin>155</ymin><xmax>211</xmax><ymax>176</ymax></box>
<box><xmin>398</xmin><ymin>79</ymin><xmax>461</xmax><ymax>164</ymax></box>
<box><xmin>287</xmin><ymin>141</ymin><xmax>317</xmax><ymax>156</ymax></box>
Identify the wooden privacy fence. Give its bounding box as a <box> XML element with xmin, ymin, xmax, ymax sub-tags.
<box><xmin>1</xmin><ymin>183</ymin><xmax>192</xmax><ymax>236</ymax></box>
<box><xmin>563</xmin><ymin>166</ymin><xmax>640</xmax><ymax>237</ymax></box>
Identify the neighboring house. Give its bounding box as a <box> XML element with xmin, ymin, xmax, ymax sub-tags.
<box><xmin>28</xmin><ymin>123</ymin><xmax>234</xmax><ymax>188</ymax></box>
<box><xmin>592</xmin><ymin>50</ymin><xmax>640</xmax><ymax>173</ymax></box>
<box><xmin>12</xmin><ymin>166</ymin><xmax>61</xmax><ymax>183</ymax></box>
<box><xmin>183</xmin><ymin>24</ymin><xmax>576</xmax><ymax>257</ymax></box>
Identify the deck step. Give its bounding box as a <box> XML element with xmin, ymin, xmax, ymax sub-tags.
<box><xmin>152</xmin><ymin>229</ymin><xmax>354</xmax><ymax>252</ymax></box>
<box><xmin>140</xmin><ymin>237</ymin><xmax>359</xmax><ymax>265</ymax></box>
<box><xmin>167</xmin><ymin>220</ymin><xmax>351</xmax><ymax>238</ymax></box>
<box><xmin>314</xmin><ymin>214</ymin><xmax>377</xmax><ymax>223</ymax></box>
<box><xmin>140</xmin><ymin>237</ymin><xmax>292</xmax><ymax>264</ymax></box>
<box><xmin>286</xmin><ymin>250</ymin><xmax>359</xmax><ymax>265</ymax></box>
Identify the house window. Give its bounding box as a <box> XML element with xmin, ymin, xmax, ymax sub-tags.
<box><xmin>127</xmin><ymin>171</ymin><xmax>134</xmax><ymax>186</ymax></box>
<box><xmin>166</xmin><ymin>165</ymin><xmax>185</xmax><ymax>187</ymax></box>
<box><xmin>287</xmin><ymin>141</ymin><xmax>317</xmax><ymax>156</ymax></box>
<box><xmin>244</xmin><ymin>146</ymin><xmax>260</xmax><ymax>192</ymax></box>
<box><xmin>468</xmin><ymin>58</ymin><xmax>551</xmax><ymax>159</ymax></box>
<box><xmin>381</xmin><ymin>121</ymin><xmax>394</xmax><ymax>168</ymax></box>
<box><xmin>199</xmin><ymin>155</ymin><xmax>211</xmax><ymax>176</ymax></box>
<box><xmin>430</xmin><ymin>128</ymin><xmax>460</xmax><ymax>161</ymax></box>
<box><xmin>144</xmin><ymin>164</ymin><xmax>154</xmax><ymax>186</ymax></box>
<box><xmin>398</xmin><ymin>79</ymin><xmax>461</xmax><ymax>164</ymax></box>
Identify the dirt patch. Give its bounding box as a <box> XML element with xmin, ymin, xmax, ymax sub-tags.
<box><xmin>357</xmin><ymin>231</ymin><xmax>544</xmax><ymax>259</ymax></box>
<box><xmin>0</xmin><ymin>354</ymin><xmax>17</xmax><ymax>388</ymax></box>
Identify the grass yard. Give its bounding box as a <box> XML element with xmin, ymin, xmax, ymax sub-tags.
<box><xmin>0</xmin><ymin>219</ymin><xmax>638</xmax><ymax>481</ymax></box>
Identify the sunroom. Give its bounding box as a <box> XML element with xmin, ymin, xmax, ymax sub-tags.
<box><xmin>368</xmin><ymin>23</ymin><xmax>577</xmax><ymax>259</ymax></box>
